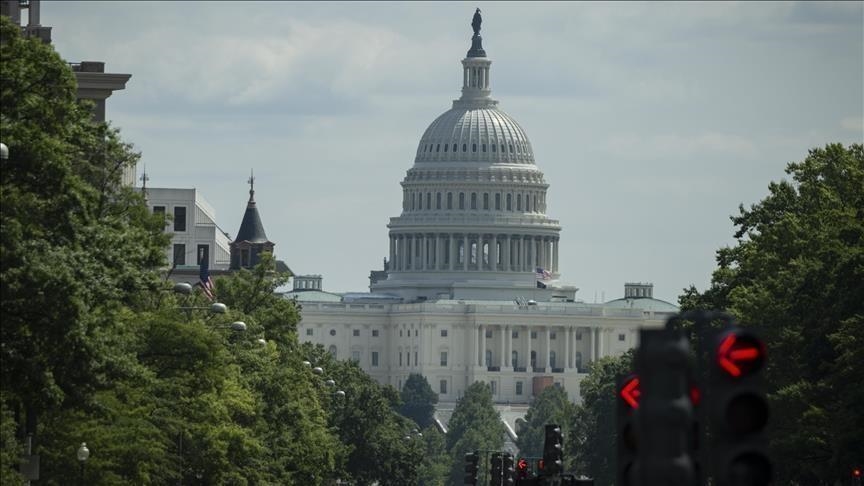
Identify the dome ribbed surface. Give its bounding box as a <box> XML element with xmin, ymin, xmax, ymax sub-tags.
<box><xmin>414</xmin><ymin>107</ymin><xmax>534</xmax><ymax>165</ymax></box>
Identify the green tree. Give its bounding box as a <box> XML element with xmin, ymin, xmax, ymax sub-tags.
<box><xmin>680</xmin><ymin>143</ymin><xmax>864</xmax><ymax>484</ymax></box>
<box><xmin>445</xmin><ymin>382</ymin><xmax>505</xmax><ymax>485</ymax></box>
<box><xmin>568</xmin><ymin>350</ymin><xmax>635</xmax><ymax>485</ymax></box>
<box><xmin>400</xmin><ymin>372</ymin><xmax>439</xmax><ymax>429</ymax></box>
<box><xmin>515</xmin><ymin>385</ymin><xmax>576</xmax><ymax>461</ymax></box>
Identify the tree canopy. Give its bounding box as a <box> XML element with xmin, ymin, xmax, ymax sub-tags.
<box><xmin>400</xmin><ymin>372</ymin><xmax>439</xmax><ymax>429</ymax></box>
<box><xmin>445</xmin><ymin>382</ymin><xmax>506</xmax><ymax>485</ymax></box>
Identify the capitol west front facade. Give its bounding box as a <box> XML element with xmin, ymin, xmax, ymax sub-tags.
<box><xmin>292</xmin><ymin>17</ymin><xmax>677</xmax><ymax>404</ymax></box>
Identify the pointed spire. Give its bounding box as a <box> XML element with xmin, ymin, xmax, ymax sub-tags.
<box><xmin>140</xmin><ymin>164</ymin><xmax>149</xmax><ymax>201</ymax></box>
<box><xmin>235</xmin><ymin>170</ymin><xmax>270</xmax><ymax>244</ymax></box>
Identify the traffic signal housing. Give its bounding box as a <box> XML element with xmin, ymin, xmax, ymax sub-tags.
<box><xmin>709</xmin><ymin>328</ymin><xmax>771</xmax><ymax>486</ymax></box>
<box><xmin>491</xmin><ymin>452</ymin><xmax>503</xmax><ymax>485</ymax></box>
<box><xmin>516</xmin><ymin>457</ymin><xmax>530</xmax><ymax>479</ymax></box>
<box><xmin>636</xmin><ymin>328</ymin><xmax>694</xmax><ymax>486</ymax></box>
<box><xmin>503</xmin><ymin>453</ymin><xmax>516</xmax><ymax>485</ymax></box>
<box><xmin>542</xmin><ymin>424</ymin><xmax>564</xmax><ymax>475</ymax></box>
<box><xmin>616</xmin><ymin>373</ymin><xmax>639</xmax><ymax>486</ymax></box>
<box><xmin>464</xmin><ymin>450</ymin><xmax>479</xmax><ymax>486</ymax></box>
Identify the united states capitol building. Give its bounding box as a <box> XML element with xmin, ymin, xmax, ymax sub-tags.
<box><xmin>290</xmin><ymin>13</ymin><xmax>677</xmax><ymax>405</ymax></box>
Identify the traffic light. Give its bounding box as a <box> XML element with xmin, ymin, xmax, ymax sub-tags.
<box><xmin>502</xmin><ymin>453</ymin><xmax>516</xmax><ymax>485</ymax></box>
<box><xmin>635</xmin><ymin>328</ymin><xmax>694</xmax><ymax>486</ymax></box>
<box><xmin>709</xmin><ymin>327</ymin><xmax>771</xmax><ymax>486</ymax></box>
<box><xmin>542</xmin><ymin>424</ymin><xmax>564</xmax><ymax>475</ymax></box>
<box><xmin>490</xmin><ymin>452</ymin><xmax>503</xmax><ymax>486</ymax></box>
<box><xmin>853</xmin><ymin>467</ymin><xmax>862</xmax><ymax>486</ymax></box>
<box><xmin>616</xmin><ymin>373</ymin><xmax>639</xmax><ymax>486</ymax></box>
<box><xmin>516</xmin><ymin>457</ymin><xmax>530</xmax><ymax>479</ymax></box>
<box><xmin>464</xmin><ymin>450</ymin><xmax>479</xmax><ymax>486</ymax></box>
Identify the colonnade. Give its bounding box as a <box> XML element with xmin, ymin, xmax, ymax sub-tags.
<box><xmin>472</xmin><ymin>325</ymin><xmax>608</xmax><ymax>372</ymax></box>
<box><xmin>389</xmin><ymin>233</ymin><xmax>559</xmax><ymax>273</ymax></box>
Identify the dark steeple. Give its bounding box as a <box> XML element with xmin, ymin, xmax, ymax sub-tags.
<box><xmin>230</xmin><ymin>170</ymin><xmax>274</xmax><ymax>269</ymax></box>
<box><xmin>235</xmin><ymin>170</ymin><xmax>270</xmax><ymax>243</ymax></box>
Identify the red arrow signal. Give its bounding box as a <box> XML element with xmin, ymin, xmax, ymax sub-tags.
<box><xmin>717</xmin><ymin>332</ymin><xmax>765</xmax><ymax>377</ymax></box>
<box><xmin>620</xmin><ymin>376</ymin><xmax>640</xmax><ymax>409</ymax></box>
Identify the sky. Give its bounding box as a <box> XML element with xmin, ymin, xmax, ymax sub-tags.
<box><xmin>39</xmin><ymin>1</ymin><xmax>863</xmax><ymax>304</ymax></box>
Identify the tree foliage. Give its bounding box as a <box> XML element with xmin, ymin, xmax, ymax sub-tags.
<box><xmin>445</xmin><ymin>382</ymin><xmax>506</xmax><ymax>485</ymax></box>
<box><xmin>515</xmin><ymin>385</ymin><xmax>576</xmax><ymax>461</ymax></box>
<box><xmin>680</xmin><ymin>143</ymin><xmax>864</xmax><ymax>484</ymax></box>
<box><xmin>567</xmin><ymin>350</ymin><xmax>635</xmax><ymax>485</ymax></box>
<box><xmin>400</xmin><ymin>372</ymin><xmax>439</xmax><ymax>429</ymax></box>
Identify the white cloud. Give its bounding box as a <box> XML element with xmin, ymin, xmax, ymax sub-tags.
<box><xmin>840</xmin><ymin>116</ymin><xmax>863</xmax><ymax>133</ymax></box>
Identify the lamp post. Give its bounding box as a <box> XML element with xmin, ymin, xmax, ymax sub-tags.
<box><xmin>77</xmin><ymin>442</ymin><xmax>89</xmax><ymax>485</ymax></box>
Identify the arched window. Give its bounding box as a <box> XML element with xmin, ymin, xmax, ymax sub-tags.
<box><xmin>470</xmin><ymin>242</ymin><xmax>477</xmax><ymax>264</ymax></box>
<box><xmin>482</xmin><ymin>144</ymin><xmax>487</xmax><ymax>152</ymax></box>
<box><xmin>506</xmin><ymin>194</ymin><xmax>512</xmax><ymax>211</ymax></box>
<box><xmin>511</xmin><ymin>350</ymin><xmax>519</xmax><ymax>368</ymax></box>
<box><xmin>436</xmin><ymin>144</ymin><xmax>440</xmax><ymax>152</ymax></box>
<box><xmin>436</xmin><ymin>192</ymin><xmax>442</xmax><ymax>209</ymax></box>
<box><xmin>453</xmin><ymin>144</ymin><xmax>457</xmax><ymax>152</ymax></box>
<box><xmin>463</xmin><ymin>144</ymin><xmax>467</xmax><ymax>152</ymax></box>
<box><xmin>444</xmin><ymin>143</ymin><xmax>448</xmax><ymax>152</ymax></box>
<box><xmin>483</xmin><ymin>193</ymin><xmax>489</xmax><ymax>210</ymax></box>
<box><xmin>575</xmin><ymin>352</ymin><xmax>583</xmax><ymax>371</ymax></box>
<box><xmin>447</xmin><ymin>192</ymin><xmax>453</xmax><ymax>209</ymax></box>
<box><xmin>492</xmin><ymin>144</ymin><xmax>497</xmax><ymax>153</ymax></box>
<box><xmin>418</xmin><ymin>194</ymin><xmax>422</xmax><ymax>210</ymax></box>
<box><xmin>495</xmin><ymin>193</ymin><xmax>501</xmax><ymax>210</ymax></box>
<box><xmin>426</xmin><ymin>193</ymin><xmax>431</xmax><ymax>210</ymax></box>
<box><xmin>501</xmin><ymin>144</ymin><xmax>505</xmax><ymax>153</ymax></box>
<box><xmin>517</xmin><ymin>194</ymin><xmax>522</xmax><ymax>211</ymax></box>
<box><xmin>550</xmin><ymin>351</ymin><xmax>557</xmax><ymax>369</ymax></box>
<box><xmin>471</xmin><ymin>193</ymin><xmax>477</xmax><ymax>210</ymax></box>
<box><xmin>459</xmin><ymin>193</ymin><xmax>465</xmax><ymax>210</ymax></box>
<box><xmin>485</xmin><ymin>350</ymin><xmax>493</xmax><ymax>367</ymax></box>
<box><xmin>328</xmin><ymin>345</ymin><xmax>337</xmax><ymax>358</ymax></box>
<box><xmin>509</xmin><ymin>144</ymin><xmax>514</xmax><ymax>153</ymax></box>
<box><xmin>472</xmin><ymin>143</ymin><xmax>477</xmax><ymax>152</ymax></box>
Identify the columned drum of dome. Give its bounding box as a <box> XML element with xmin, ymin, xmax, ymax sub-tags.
<box><xmin>372</xmin><ymin>13</ymin><xmax>571</xmax><ymax>302</ymax></box>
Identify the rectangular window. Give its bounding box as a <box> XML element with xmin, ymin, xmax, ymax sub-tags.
<box><xmin>550</xmin><ymin>332</ymin><xmax>557</xmax><ymax>340</ymax></box>
<box><xmin>576</xmin><ymin>332</ymin><xmax>582</xmax><ymax>340</ymax></box>
<box><xmin>197</xmin><ymin>244</ymin><xmax>209</xmax><ymax>265</ymax></box>
<box><xmin>414</xmin><ymin>351</ymin><xmax>418</xmax><ymax>365</ymax></box>
<box><xmin>516</xmin><ymin>381</ymin><xmax>523</xmax><ymax>395</ymax></box>
<box><xmin>459</xmin><ymin>193</ymin><xmax>465</xmax><ymax>209</ymax></box>
<box><xmin>173</xmin><ymin>244</ymin><xmax>185</xmax><ymax>266</ymax></box>
<box><xmin>485</xmin><ymin>329</ymin><xmax>493</xmax><ymax>338</ymax></box>
<box><xmin>495</xmin><ymin>193</ymin><xmax>501</xmax><ymax>210</ymax></box>
<box><xmin>372</xmin><ymin>330</ymin><xmax>379</xmax><ymax>337</ymax></box>
<box><xmin>436</xmin><ymin>193</ymin><xmax>442</xmax><ymax>209</ymax></box>
<box><xmin>306</xmin><ymin>328</ymin><xmax>313</xmax><ymax>336</ymax></box>
<box><xmin>173</xmin><ymin>206</ymin><xmax>187</xmax><ymax>232</ymax></box>
<box><xmin>440</xmin><ymin>352</ymin><xmax>448</xmax><ymax>366</ymax></box>
<box><xmin>407</xmin><ymin>352</ymin><xmax>410</xmax><ymax>366</ymax></box>
<box><xmin>506</xmin><ymin>194</ymin><xmax>512</xmax><ymax>211</ymax></box>
<box><xmin>440</xmin><ymin>380</ymin><xmax>447</xmax><ymax>394</ymax></box>
<box><xmin>447</xmin><ymin>193</ymin><xmax>453</xmax><ymax>209</ymax></box>
<box><xmin>619</xmin><ymin>333</ymin><xmax>626</xmax><ymax>342</ymax></box>
<box><xmin>399</xmin><ymin>353</ymin><xmax>403</xmax><ymax>366</ymax></box>
<box><xmin>371</xmin><ymin>352</ymin><xmax>379</xmax><ymax>367</ymax></box>
<box><xmin>400</xmin><ymin>330</ymin><xmax>403</xmax><ymax>337</ymax></box>
<box><xmin>491</xmin><ymin>381</ymin><xmax>497</xmax><ymax>395</ymax></box>
<box><xmin>483</xmin><ymin>193</ymin><xmax>489</xmax><ymax>210</ymax></box>
<box><xmin>512</xmin><ymin>331</ymin><xmax>519</xmax><ymax>339</ymax></box>
<box><xmin>441</xmin><ymin>329</ymin><xmax>448</xmax><ymax>337</ymax></box>
<box><xmin>471</xmin><ymin>193</ymin><xmax>477</xmax><ymax>209</ymax></box>
<box><xmin>352</xmin><ymin>350</ymin><xmax>361</xmax><ymax>362</ymax></box>
<box><xmin>153</xmin><ymin>205</ymin><xmax>166</xmax><ymax>215</ymax></box>
<box><xmin>353</xmin><ymin>329</ymin><xmax>360</xmax><ymax>337</ymax></box>
<box><xmin>426</xmin><ymin>193</ymin><xmax>431</xmax><ymax>209</ymax></box>
<box><xmin>531</xmin><ymin>331</ymin><xmax>538</xmax><ymax>339</ymax></box>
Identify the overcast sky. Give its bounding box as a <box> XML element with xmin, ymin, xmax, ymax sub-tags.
<box><xmin>41</xmin><ymin>1</ymin><xmax>863</xmax><ymax>303</ymax></box>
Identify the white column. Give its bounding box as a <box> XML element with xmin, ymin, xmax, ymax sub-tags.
<box><xmin>479</xmin><ymin>325</ymin><xmax>486</xmax><ymax>367</ymax></box>
<box><xmin>589</xmin><ymin>327</ymin><xmax>596</xmax><ymax>363</ymax></box>
<box><xmin>545</xmin><ymin>327</ymin><xmax>552</xmax><ymax>369</ymax></box>
<box><xmin>389</xmin><ymin>236</ymin><xmax>395</xmax><ymax>270</ymax></box>
<box><xmin>447</xmin><ymin>233</ymin><xmax>459</xmax><ymax>272</ymax></box>
<box><xmin>463</xmin><ymin>67</ymin><xmax>469</xmax><ymax>88</ymax></box>
<box><xmin>435</xmin><ymin>234</ymin><xmax>442</xmax><ymax>270</ymax></box>
<box><xmin>505</xmin><ymin>325</ymin><xmax>512</xmax><ymax>369</ymax></box>
<box><xmin>463</xmin><ymin>234</ymin><xmax>469</xmax><ymax>271</ymax></box>
<box><xmin>565</xmin><ymin>326</ymin><xmax>571</xmax><ymax>369</ymax></box>
<box><xmin>491</xmin><ymin>234</ymin><xmax>498</xmax><ymax>271</ymax></box>
<box><xmin>420</xmin><ymin>234</ymin><xmax>427</xmax><ymax>270</ymax></box>
<box><xmin>499</xmin><ymin>326</ymin><xmax>506</xmax><ymax>368</ymax></box>
<box><xmin>503</xmin><ymin>235</ymin><xmax>510</xmax><ymax>272</ymax></box>
<box><xmin>553</xmin><ymin>238</ymin><xmax>559</xmax><ymax>273</ymax></box>
<box><xmin>526</xmin><ymin>325</ymin><xmax>532</xmax><ymax>370</ymax></box>
<box><xmin>471</xmin><ymin>323</ymin><xmax>478</xmax><ymax>368</ymax></box>
<box><xmin>529</xmin><ymin>237</ymin><xmax>536</xmax><ymax>271</ymax></box>
<box><xmin>397</xmin><ymin>236</ymin><xmax>404</xmax><ymax>271</ymax></box>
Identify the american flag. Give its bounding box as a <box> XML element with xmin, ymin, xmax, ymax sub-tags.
<box><xmin>200</xmin><ymin>256</ymin><xmax>215</xmax><ymax>301</ymax></box>
<box><xmin>535</xmin><ymin>267</ymin><xmax>552</xmax><ymax>281</ymax></box>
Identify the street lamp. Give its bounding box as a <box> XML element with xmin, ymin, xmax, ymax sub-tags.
<box><xmin>77</xmin><ymin>442</ymin><xmax>89</xmax><ymax>485</ymax></box>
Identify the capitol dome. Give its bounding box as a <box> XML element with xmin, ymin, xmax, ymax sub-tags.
<box><xmin>414</xmin><ymin>107</ymin><xmax>535</xmax><ymax>165</ymax></box>
<box><xmin>371</xmin><ymin>13</ymin><xmax>571</xmax><ymax>302</ymax></box>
